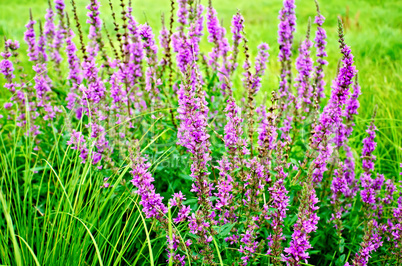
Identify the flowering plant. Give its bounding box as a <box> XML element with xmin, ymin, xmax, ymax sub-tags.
<box><xmin>0</xmin><ymin>0</ymin><xmax>401</xmax><ymax>265</ymax></box>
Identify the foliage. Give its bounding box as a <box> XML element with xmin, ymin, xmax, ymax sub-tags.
<box><xmin>0</xmin><ymin>0</ymin><xmax>401</xmax><ymax>265</ymax></box>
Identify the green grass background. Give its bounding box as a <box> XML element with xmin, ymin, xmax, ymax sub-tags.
<box><xmin>0</xmin><ymin>0</ymin><xmax>401</xmax><ymax>265</ymax></box>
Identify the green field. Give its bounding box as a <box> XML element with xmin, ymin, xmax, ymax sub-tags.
<box><xmin>0</xmin><ymin>0</ymin><xmax>401</xmax><ymax>265</ymax></box>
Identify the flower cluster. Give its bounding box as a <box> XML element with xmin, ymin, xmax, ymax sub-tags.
<box><xmin>311</xmin><ymin>19</ymin><xmax>357</xmax><ymax>184</ymax></box>
<box><xmin>283</xmin><ymin>183</ymin><xmax>319</xmax><ymax>264</ymax></box>
<box><xmin>295</xmin><ymin>23</ymin><xmax>314</xmax><ymax>116</ymax></box>
<box><xmin>277</xmin><ymin>0</ymin><xmax>296</xmax><ymax>102</ymax></box>
<box><xmin>1</xmin><ymin>1</ymin><xmax>401</xmax><ymax>265</ymax></box>
<box><xmin>312</xmin><ymin>0</ymin><xmax>328</xmax><ymax>101</ymax></box>
<box><xmin>347</xmin><ymin>220</ymin><xmax>384</xmax><ymax>266</ymax></box>
<box><xmin>360</xmin><ymin>117</ymin><xmax>383</xmax><ymax>210</ymax></box>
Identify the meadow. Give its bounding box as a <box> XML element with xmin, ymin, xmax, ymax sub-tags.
<box><xmin>1</xmin><ymin>0</ymin><xmax>401</xmax><ymax>174</ymax></box>
<box><xmin>0</xmin><ymin>0</ymin><xmax>401</xmax><ymax>265</ymax></box>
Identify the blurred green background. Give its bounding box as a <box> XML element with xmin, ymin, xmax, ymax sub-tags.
<box><xmin>0</xmin><ymin>0</ymin><xmax>401</xmax><ymax>176</ymax></box>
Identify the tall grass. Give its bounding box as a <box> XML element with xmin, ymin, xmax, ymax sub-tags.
<box><xmin>0</xmin><ymin>121</ymin><xmax>167</xmax><ymax>265</ymax></box>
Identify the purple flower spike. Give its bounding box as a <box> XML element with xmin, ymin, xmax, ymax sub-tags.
<box><xmin>360</xmin><ymin>117</ymin><xmax>378</xmax><ymax>206</ymax></box>
<box><xmin>44</xmin><ymin>3</ymin><xmax>56</xmax><ymax>45</ymax></box>
<box><xmin>24</xmin><ymin>14</ymin><xmax>39</xmax><ymax>62</ymax></box>
<box><xmin>1</xmin><ymin>39</ymin><xmax>25</xmax><ymax>125</ymax></box>
<box><xmin>159</xmin><ymin>19</ymin><xmax>170</xmax><ymax>67</ymax></box>
<box><xmin>139</xmin><ymin>24</ymin><xmax>161</xmax><ymax>97</ymax></box>
<box><xmin>53</xmin><ymin>0</ymin><xmax>67</xmax><ymax>65</ymax></box>
<box><xmin>43</xmin><ymin>2</ymin><xmax>55</xmax><ymax>60</ymax></box>
<box><xmin>130</xmin><ymin>147</ymin><xmax>168</xmax><ymax>219</ymax></box>
<box><xmin>344</xmin><ymin>77</ymin><xmax>361</xmax><ymax>130</ymax></box>
<box><xmin>311</xmin><ymin>19</ymin><xmax>356</xmax><ymax>183</ymax></box>
<box><xmin>277</xmin><ymin>0</ymin><xmax>296</xmax><ymax>144</ymax></box>
<box><xmin>329</xmin><ymin>76</ymin><xmax>362</xmax><ymax>233</ymax></box>
<box><xmin>295</xmin><ymin>23</ymin><xmax>314</xmax><ymax>116</ymax></box>
<box><xmin>229</xmin><ymin>11</ymin><xmax>244</xmax><ymax>74</ymax></box>
<box><xmin>0</xmin><ymin>56</ymin><xmax>14</xmax><ymax>78</ymax></box>
<box><xmin>266</xmin><ymin>169</ymin><xmax>289</xmax><ymax>262</ymax></box>
<box><xmin>86</xmin><ymin>0</ymin><xmax>102</xmax><ymax>60</ymax></box>
<box><xmin>231</xmin><ymin>13</ymin><xmax>244</xmax><ymax>53</ymax></box>
<box><xmin>313</xmin><ymin>0</ymin><xmax>328</xmax><ymax>101</ymax></box>
<box><xmin>278</xmin><ymin>0</ymin><xmax>296</xmax><ymax>103</ymax></box>
<box><xmin>283</xmin><ymin>184</ymin><xmax>319</xmax><ymax>265</ymax></box>
<box><xmin>387</xmin><ymin>196</ymin><xmax>402</xmax><ymax>260</ymax></box>
<box><xmin>349</xmin><ymin>220</ymin><xmax>383</xmax><ymax>266</ymax></box>
<box><xmin>177</xmin><ymin>0</ymin><xmax>189</xmax><ymax>28</ymax></box>
<box><xmin>207</xmin><ymin>3</ymin><xmax>230</xmax><ymax>73</ymax></box>
<box><xmin>206</xmin><ymin>4</ymin><xmax>220</xmax><ymax>63</ymax></box>
<box><xmin>251</xmin><ymin>43</ymin><xmax>269</xmax><ymax>94</ymax></box>
<box><xmin>126</xmin><ymin>11</ymin><xmax>145</xmax><ymax>110</ymax></box>
<box><xmin>38</xmin><ymin>22</ymin><xmax>48</xmax><ymax>62</ymax></box>
<box><xmin>188</xmin><ymin>4</ymin><xmax>205</xmax><ymax>61</ymax></box>
<box><xmin>215</xmin><ymin>157</ymin><xmax>234</xmax><ymax>222</ymax></box>
<box><xmin>177</xmin><ymin>78</ymin><xmax>212</xmax><ymax>208</ymax></box>
<box><xmin>65</xmin><ymin>23</ymin><xmax>82</xmax><ymax>111</ymax></box>
<box><xmin>224</xmin><ymin>95</ymin><xmax>247</xmax><ymax>156</ymax></box>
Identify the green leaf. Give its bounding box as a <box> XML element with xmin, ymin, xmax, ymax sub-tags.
<box><xmin>182</xmin><ymin>198</ymin><xmax>198</xmax><ymax>205</ymax></box>
<box><xmin>290</xmin><ymin>158</ymin><xmax>299</xmax><ymax>166</ymax></box>
<box><xmin>309</xmin><ymin>250</ymin><xmax>320</xmax><ymax>255</ymax></box>
<box><xmin>291</xmin><ymin>184</ymin><xmax>303</xmax><ymax>191</ymax></box>
<box><xmin>336</xmin><ymin>254</ymin><xmax>346</xmax><ymax>266</ymax></box>
<box><xmin>216</xmin><ymin>223</ymin><xmax>235</xmax><ymax>237</ymax></box>
<box><xmin>339</xmin><ymin>238</ymin><xmax>345</xmax><ymax>253</ymax></box>
<box><xmin>179</xmin><ymin>173</ymin><xmax>193</xmax><ymax>181</ymax></box>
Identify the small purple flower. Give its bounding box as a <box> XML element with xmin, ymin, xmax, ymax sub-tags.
<box><xmin>4</xmin><ymin>103</ymin><xmax>13</xmax><ymax>109</ymax></box>
<box><xmin>0</xmin><ymin>58</ymin><xmax>14</xmax><ymax>78</ymax></box>
<box><xmin>5</xmin><ymin>40</ymin><xmax>20</xmax><ymax>51</ymax></box>
<box><xmin>173</xmin><ymin>205</ymin><xmax>191</xmax><ymax>223</ymax></box>
<box><xmin>170</xmin><ymin>191</ymin><xmax>186</xmax><ymax>207</ymax></box>
<box><xmin>67</xmin><ymin>130</ymin><xmax>89</xmax><ymax>163</ymax></box>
